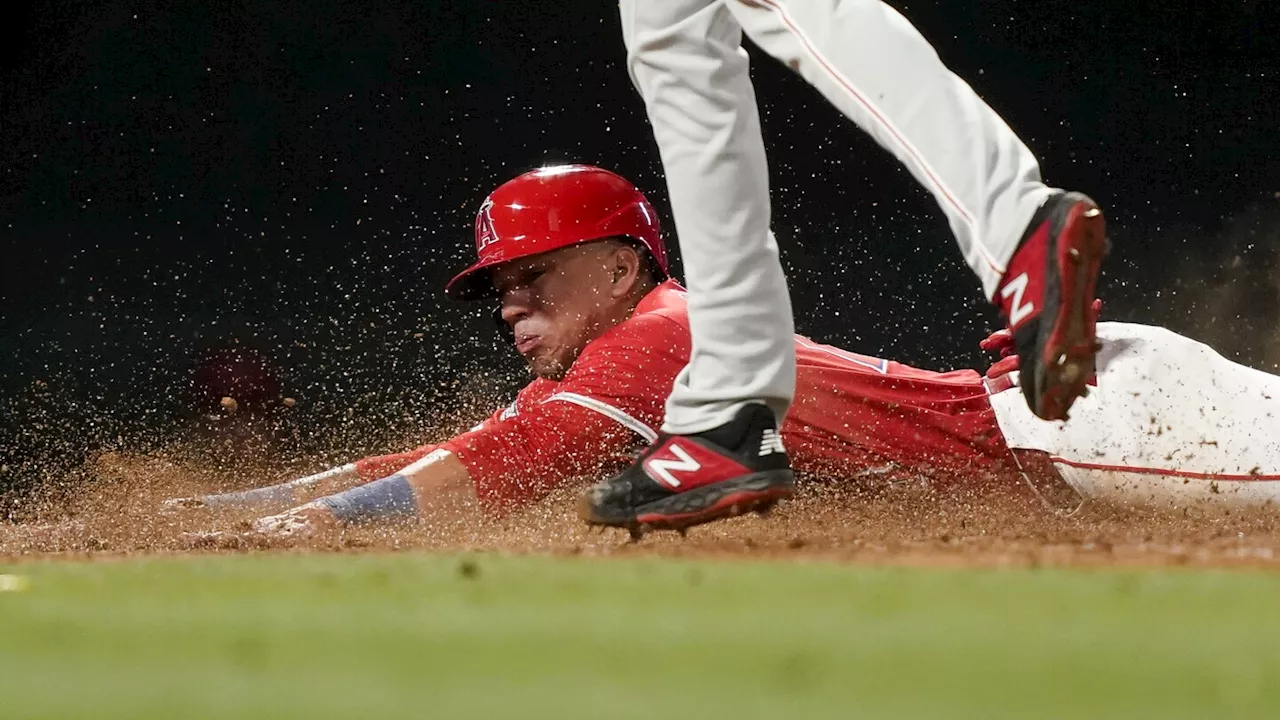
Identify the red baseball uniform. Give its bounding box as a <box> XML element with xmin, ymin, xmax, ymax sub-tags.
<box><xmin>356</xmin><ymin>281</ymin><xmax>1019</xmax><ymax>514</ymax></box>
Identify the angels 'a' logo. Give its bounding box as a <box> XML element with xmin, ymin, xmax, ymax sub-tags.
<box><xmin>475</xmin><ymin>197</ymin><xmax>499</xmax><ymax>253</ymax></box>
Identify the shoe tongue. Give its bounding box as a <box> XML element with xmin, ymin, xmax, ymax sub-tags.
<box><xmin>698</xmin><ymin>403</ymin><xmax>773</xmax><ymax>452</ymax></box>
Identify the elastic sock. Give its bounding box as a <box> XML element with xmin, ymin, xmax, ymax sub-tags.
<box><xmin>315</xmin><ymin>473</ymin><xmax>419</xmax><ymax>524</ymax></box>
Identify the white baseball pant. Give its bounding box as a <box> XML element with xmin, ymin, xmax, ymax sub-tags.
<box><xmin>991</xmin><ymin>323</ymin><xmax>1280</xmax><ymax>515</ymax></box>
<box><xmin>620</xmin><ymin>0</ymin><xmax>1056</xmax><ymax>434</ymax></box>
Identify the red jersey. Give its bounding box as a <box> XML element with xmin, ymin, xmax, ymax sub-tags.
<box><xmin>357</xmin><ymin>281</ymin><xmax>1016</xmax><ymax>514</ymax></box>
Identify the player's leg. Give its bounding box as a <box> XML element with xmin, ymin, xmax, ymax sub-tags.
<box><xmin>578</xmin><ymin>0</ymin><xmax>796</xmax><ymax>535</ymax></box>
<box><xmin>990</xmin><ymin>322</ymin><xmax>1280</xmax><ymax>514</ymax></box>
<box><xmin>727</xmin><ymin>0</ymin><xmax>1108</xmax><ymax>421</ymax></box>
<box><xmin>620</xmin><ymin>0</ymin><xmax>796</xmax><ymax>434</ymax></box>
<box><xmin>728</xmin><ymin>0</ymin><xmax>1041</xmax><ymax>289</ymax></box>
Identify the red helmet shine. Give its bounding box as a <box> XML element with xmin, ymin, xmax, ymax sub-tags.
<box><xmin>445</xmin><ymin>164</ymin><xmax>668</xmax><ymax>300</ymax></box>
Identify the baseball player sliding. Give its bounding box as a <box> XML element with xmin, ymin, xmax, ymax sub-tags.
<box><xmin>170</xmin><ymin>166</ymin><xmax>1278</xmax><ymax>541</ymax></box>
<box><xmin>605</xmin><ymin>0</ymin><xmax>1108</xmax><ymax>532</ymax></box>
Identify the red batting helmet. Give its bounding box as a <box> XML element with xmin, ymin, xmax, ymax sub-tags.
<box><xmin>444</xmin><ymin>164</ymin><xmax>668</xmax><ymax>300</ymax></box>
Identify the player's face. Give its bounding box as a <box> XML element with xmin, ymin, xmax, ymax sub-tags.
<box><xmin>492</xmin><ymin>244</ymin><xmax>627</xmax><ymax>380</ymax></box>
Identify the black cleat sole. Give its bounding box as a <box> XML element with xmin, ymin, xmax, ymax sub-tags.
<box><xmin>1031</xmin><ymin>195</ymin><xmax>1109</xmax><ymax>421</ymax></box>
<box><xmin>578</xmin><ymin>470</ymin><xmax>795</xmax><ymax>538</ymax></box>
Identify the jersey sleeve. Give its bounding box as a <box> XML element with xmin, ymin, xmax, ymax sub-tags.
<box><xmin>353</xmin><ymin>446</ymin><xmax>441</xmax><ymax>482</ymax></box>
<box><xmin>348</xmin><ymin>392</ymin><xmax>528</xmax><ymax>481</ymax></box>
<box><xmin>440</xmin><ymin>313</ymin><xmax>689</xmax><ymax>515</ymax></box>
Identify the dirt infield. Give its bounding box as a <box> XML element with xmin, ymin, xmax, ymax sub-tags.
<box><xmin>5</xmin><ymin>451</ymin><xmax>1280</xmax><ymax>570</ymax></box>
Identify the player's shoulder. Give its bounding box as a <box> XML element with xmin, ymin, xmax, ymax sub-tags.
<box><xmin>476</xmin><ymin>377</ymin><xmax>556</xmax><ymax>428</ymax></box>
<box><xmin>579</xmin><ymin>312</ymin><xmax>689</xmax><ymax>369</ymax></box>
<box><xmin>567</xmin><ymin>289</ymin><xmax>691</xmax><ymax>379</ymax></box>
<box><xmin>515</xmin><ymin>377</ymin><xmax>558</xmax><ymax>400</ymax></box>
<box><xmin>614</xmin><ymin>306</ymin><xmax>688</xmax><ymax>340</ymax></box>
<box><xmin>590</xmin><ymin>282</ymin><xmax>690</xmax><ymax>351</ymax></box>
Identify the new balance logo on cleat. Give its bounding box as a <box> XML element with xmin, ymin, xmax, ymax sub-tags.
<box><xmin>759</xmin><ymin>429</ymin><xmax>785</xmax><ymax>456</ymax></box>
<box><xmin>578</xmin><ymin>403</ymin><xmax>798</xmax><ymax>535</ymax></box>
<box><xmin>645</xmin><ymin>444</ymin><xmax>701</xmax><ymax>488</ymax></box>
<box><xmin>1000</xmin><ymin>272</ymin><xmax>1035</xmax><ymax>328</ymax></box>
<box><xmin>995</xmin><ymin>191</ymin><xmax>1109</xmax><ymax>421</ymax></box>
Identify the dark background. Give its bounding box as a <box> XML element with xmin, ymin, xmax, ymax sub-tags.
<box><xmin>2</xmin><ymin>0</ymin><xmax>1278</xmax><ymax>494</ymax></box>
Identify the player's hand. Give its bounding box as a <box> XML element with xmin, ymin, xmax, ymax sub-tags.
<box><xmin>980</xmin><ymin>299</ymin><xmax>1102</xmax><ymax>356</ymax></box>
<box><xmin>160</xmin><ymin>497</ymin><xmax>208</xmax><ymax>513</ymax></box>
<box><xmin>979</xmin><ymin>325</ymin><xmax>1020</xmax><ymax>393</ymax></box>
<box><xmin>252</xmin><ymin>502</ymin><xmax>347</xmax><ymax>539</ymax></box>
<box><xmin>180</xmin><ymin>504</ymin><xmax>335</xmax><ymax>550</ymax></box>
<box><xmin>982</xmin><ymin>299</ymin><xmax>1103</xmax><ymax>394</ymax></box>
<box><xmin>979</xmin><ymin>328</ymin><xmax>1015</xmax><ymax>356</ymax></box>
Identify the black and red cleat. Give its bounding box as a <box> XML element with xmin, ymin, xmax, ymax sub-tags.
<box><xmin>577</xmin><ymin>403</ymin><xmax>795</xmax><ymax>538</ymax></box>
<box><xmin>995</xmin><ymin>191</ymin><xmax>1110</xmax><ymax>422</ymax></box>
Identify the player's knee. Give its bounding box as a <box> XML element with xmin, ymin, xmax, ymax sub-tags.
<box><xmin>1099</xmin><ymin>323</ymin><xmax>1221</xmax><ymax>378</ymax></box>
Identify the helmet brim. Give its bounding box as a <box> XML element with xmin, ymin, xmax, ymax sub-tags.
<box><xmin>444</xmin><ymin>234</ymin><xmax>667</xmax><ymax>302</ymax></box>
<box><xmin>443</xmin><ymin>260</ymin><xmax>500</xmax><ymax>301</ymax></box>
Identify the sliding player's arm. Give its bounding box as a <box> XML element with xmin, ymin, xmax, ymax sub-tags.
<box><xmin>160</xmin><ymin>434</ymin><xmax>482</xmax><ymax>513</ymax></box>
<box><xmin>159</xmin><ymin>400</ymin><xmax>529</xmax><ymax>513</ymax></box>
<box><xmin>249</xmin><ymin>316</ymin><xmax>681</xmax><ymax>536</ymax></box>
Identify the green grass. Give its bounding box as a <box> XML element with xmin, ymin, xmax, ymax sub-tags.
<box><xmin>1</xmin><ymin>553</ymin><xmax>1278</xmax><ymax>719</ymax></box>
